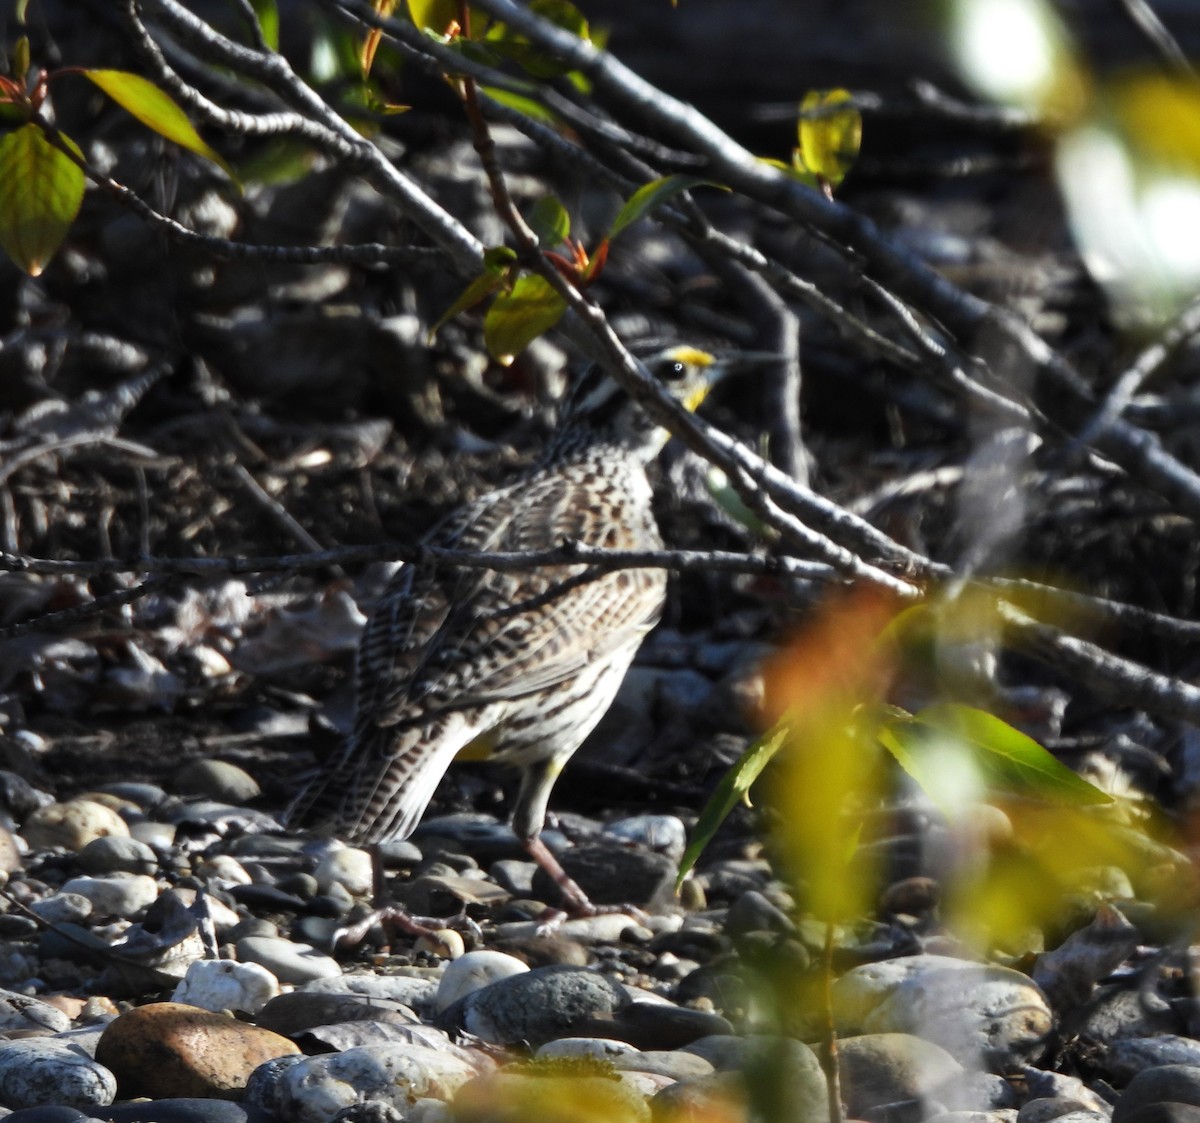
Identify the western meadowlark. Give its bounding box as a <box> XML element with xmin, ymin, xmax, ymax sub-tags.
<box><xmin>288</xmin><ymin>343</ymin><xmax>731</xmax><ymax>917</ymax></box>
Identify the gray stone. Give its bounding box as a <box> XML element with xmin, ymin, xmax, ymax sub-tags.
<box><xmin>175</xmin><ymin>760</ymin><xmax>261</xmax><ymax>803</ymax></box>
<box><xmin>30</xmin><ymin>892</ymin><xmax>93</xmax><ymax>926</ymax></box>
<box><xmin>536</xmin><ymin>1038</ymin><xmax>640</xmax><ymax>1060</ymax></box>
<box><xmin>58</xmin><ymin>875</ymin><xmax>158</xmax><ymax>919</ymax></box>
<box><xmin>76</xmin><ymin>836</ymin><xmax>158</xmax><ymax>875</ymax></box>
<box><xmin>1110</xmin><ymin>1038</ymin><xmax>1200</xmax><ymax>1084</ymax></box>
<box><xmin>1120</xmin><ymin>1107</ymin><xmax>1200</xmax><ymax>1123</ymax></box>
<box><xmin>612</xmin><ymin>1049</ymin><xmax>714</xmax><ymax>1080</ymax></box>
<box><xmin>274</xmin><ymin>1043</ymin><xmax>480</xmax><ymax>1123</ymax></box>
<box><xmin>0</xmin><ymin>989</ymin><xmax>72</xmax><ymax>1033</ymax></box>
<box><xmin>838</xmin><ymin>1033</ymin><xmax>963</xmax><ymax>1117</ymax></box>
<box><xmin>530</xmin><ymin>844</ymin><xmax>677</xmax><ymax>909</ymax></box>
<box><xmin>257</xmin><ymin>991</ymin><xmax>419</xmax><ymax>1036</ymax></box>
<box><xmin>457</xmin><ymin>965</ymin><xmax>629</xmax><ymax>1047</ymax></box>
<box><xmin>0</xmin><ymin>1038</ymin><xmax>117</xmax><ymax>1110</ymax></box>
<box><xmin>1018</xmin><ymin>1097</ymin><xmax>1109</xmax><ymax>1123</ymax></box>
<box><xmin>1115</xmin><ymin>1067</ymin><xmax>1200</xmax><ymax>1123</ymax></box>
<box><xmin>605</xmin><ymin>815</ymin><xmax>688</xmax><ymax>862</ymax></box>
<box><xmin>236</xmin><ymin>936</ymin><xmax>341</xmax><ymax>984</ymax></box>
<box><xmin>834</xmin><ymin>955</ymin><xmax>1053</xmax><ymax>1071</ymax></box>
<box><xmin>299</xmin><ymin>973</ymin><xmax>439</xmax><ymax>1012</ymax></box>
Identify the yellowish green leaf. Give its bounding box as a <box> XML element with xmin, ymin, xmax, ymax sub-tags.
<box><xmin>796</xmin><ymin>88</ymin><xmax>861</xmax><ymax>189</ymax></box>
<box><xmin>407</xmin><ymin>0</ymin><xmax>457</xmax><ymax>33</ymax></box>
<box><xmin>0</xmin><ymin>123</ymin><xmax>85</xmax><ymax>275</ymax></box>
<box><xmin>81</xmin><ymin>69</ymin><xmax>235</xmax><ymax>181</ymax></box>
<box><xmin>483</xmin><ymin>272</ymin><xmax>566</xmax><ymax>364</ymax></box>
<box><xmin>609</xmin><ymin>174</ymin><xmax>722</xmax><ymax>240</ymax></box>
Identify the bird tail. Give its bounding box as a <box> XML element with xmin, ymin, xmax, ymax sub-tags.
<box><xmin>286</xmin><ymin>714</ymin><xmax>481</xmax><ymax>845</ymax></box>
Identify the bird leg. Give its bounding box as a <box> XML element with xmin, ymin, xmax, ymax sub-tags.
<box><xmin>330</xmin><ymin>843</ymin><xmax>481</xmax><ymax>951</ymax></box>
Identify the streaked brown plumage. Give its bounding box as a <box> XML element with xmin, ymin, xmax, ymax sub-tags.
<box><xmin>288</xmin><ymin>344</ymin><xmax>724</xmax><ymax>912</ymax></box>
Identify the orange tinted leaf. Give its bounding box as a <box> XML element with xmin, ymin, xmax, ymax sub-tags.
<box><xmin>0</xmin><ymin>123</ymin><xmax>84</xmax><ymax>275</ymax></box>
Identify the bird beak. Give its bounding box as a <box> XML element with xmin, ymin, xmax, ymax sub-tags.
<box><xmin>694</xmin><ymin>351</ymin><xmax>784</xmax><ymax>406</ymax></box>
<box><xmin>709</xmin><ymin>351</ymin><xmax>787</xmax><ymax>377</ymax></box>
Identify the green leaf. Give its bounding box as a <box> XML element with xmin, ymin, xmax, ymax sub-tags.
<box><xmin>609</xmin><ymin>175</ymin><xmax>722</xmax><ymax>239</ymax></box>
<box><xmin>881</xmin><ymin>702</ymin><xmax>1113</xmax><ymax>811</ymax></box>
<box><xmin>0</xmin><ymin>123</ymin><xmax>85</xmax><ymax>275</ymax></box>
<box><xmin>429</xmin><ymin>267</ymin><xmax>508</xmax><ymax>342</ymax></box>
<box><xmin>529</xmin><ymin>0</ymin><xmax>588</xmax><ymax>39</ymax></box>
<box><xmin>483</xmin><ymin>272</ymin><xmax>566</xmax><ymax>364</ymax></box>
<box><xmin>249</xmin><ymin>0</ymin><xmax>279</xmax><ymax>50</ymax></box>
<box><xmin>14</xmin><ymin>36</ymin><xmax>30</xmax><ymax>82</ymax></box>
<box><xmin>484</xmin><ymin>0</ymin><xmax>588</xmax><ymax>78</ymax></box>
<box><xmin>676</xmin><ymin>725</ymin><xmax>788</xmax><ymax>888</ymax></box>
<box><xmin>81</xmin><ymin>69</ymin><xmax>236</xmax><ymax>181</ymax></box>
<box><xmin>527</xmin><ymin>196</ymin><xmax>570</xmax><ymax>246</ymax></box>
<box><xmin>796</xmin><ymin>88</ymin><xmax>861</xmax><ymax>189</ymax></box>
<box><xmin>479</xmin><ymin>86</ymin><xmax>560</xmax><ymax>125</ymax></box>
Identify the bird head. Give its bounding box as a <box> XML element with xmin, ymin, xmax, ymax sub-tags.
<box><xmin>551</xmin><ymin>343</ymin><xmax>729</xmax><ymax>462</ymax></box>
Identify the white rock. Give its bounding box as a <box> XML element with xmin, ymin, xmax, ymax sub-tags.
<box><xmin>605</xmin><ymin>815</ymin><xmax>688</xmax><ymax>861</ymax></box>
<box><xmin>436</xmin><ymin>951</ymin><xmax>529</xmax><ymax>1013</ymax></box>
<box><xmin>172</xmin><ymin>958</ymin><xmax>281</xmax><ymax>1014</ymax></box>
<box><xmin>0</xmin><ymin>1037</ymin><xmax>117</xmax><ymax>1109</ymax></box>
<box><xmin>237</xmin><ymin>936</ymin><xmax>342</xmax><ymax>984</ymax></box>
<box><xmin>315</xmin><ymin>847</ymin><xmax>374</xmax><ymax>898</ymax></box>
<box><xmin>277</xmin><ymin>1043</ymin><xmax>480</xmax><ymax>1123</ymax></box>
<box><xmin>195</xmin><ymin>853</ymin><xmax>253</xmax><ymax>886</ymax></box>
<box><xmin>58</xmin><ymin>873</ymin><xmax>159</xmax><ymax>918</ymax></box>
<box><xmin>23</xmin><ymin>799</ymin><xmax>129</xmax><ymax>850</ymax></box>
<box><xmin>833</xmin><ymin>954</ymin><xmax>1053</xmax><ymax>1071</ymax></box>
<box><xmin>129</xmin><ymin>820</ymin><xmax>176</xmax><ymax>849</ymax></box>
<box><xmin>30</xmin><ymin>891</ymin><xmax>93</xmax><ymax>925</ymax></box>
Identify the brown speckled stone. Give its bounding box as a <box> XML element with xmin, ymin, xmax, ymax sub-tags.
<box><xmin>95</xmin><ymin>1000</ymin><xmax>299</xmax><ymax>1099</ymax></box>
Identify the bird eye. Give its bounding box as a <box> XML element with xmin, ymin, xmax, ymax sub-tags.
<box><xmin>664</xmin><ymin>361</ymin><xmax>687</xmax><ymax>382</ymax></box>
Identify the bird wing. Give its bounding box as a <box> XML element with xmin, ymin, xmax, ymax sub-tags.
<box><xmin>353</xmin><ymin>464</ymin><xmax>666</xmax><ymax>736</ymax></box>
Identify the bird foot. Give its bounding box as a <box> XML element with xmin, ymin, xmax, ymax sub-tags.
<box><xmin>332</xmin><ymin>907</ymin><xmax>482</xmax><ymax>951</ymax></box>
<box><xmin>532</xmin><ymin>900</ymin><xmax>649</xmax><ymax>938</ymax></box>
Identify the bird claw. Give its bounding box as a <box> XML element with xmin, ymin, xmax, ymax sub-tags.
<box><xmin>532</xmin><ymin>900</ymin><xmax>648</xmax><ymax>938</ymax></box>
<box><xmin>331</xmin><ymin>906</ymin><xmax>484</xmax><ymax>952</ymax></box>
